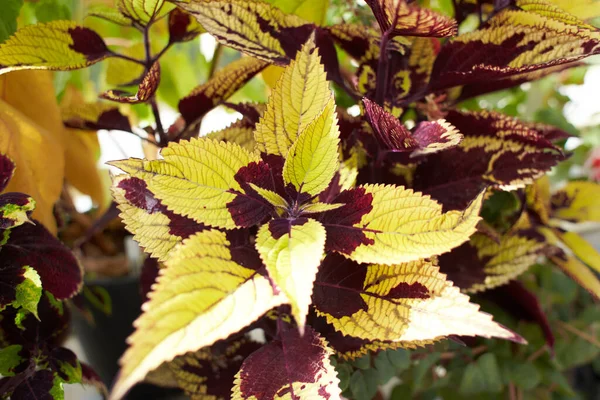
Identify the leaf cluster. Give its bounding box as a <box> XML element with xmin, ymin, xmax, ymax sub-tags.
<box><xmin>1</xmin><ymin>0</ymin><xmax>600</xmax><ymax>399</ymax></box>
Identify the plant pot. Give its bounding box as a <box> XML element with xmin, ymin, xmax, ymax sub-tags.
<box><xmin>70</xmin><ymin>274</ymin><xmax>182</xmax><ymax>399</ymax></box>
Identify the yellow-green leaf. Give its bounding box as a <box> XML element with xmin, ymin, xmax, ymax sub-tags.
<box><xmin>249</xmin><ymin>183</ymin><xmax>288</xmax><ymax>208</ymax></box>
<box><xmin>550</xmin><ymin>253</ymin><xmax>600</xmax><ymax>299</ymax></box>
<box><xmin>256</xmin><ymin>218</ymin><xmax>326</xmax><ymax>331</ymax></box>
<box><xmin>545</xmin><ymin>0</ymin><xmax>600</xmax><ymax>20</ymax></box>
<box><xmin>313</xmin><ymin>256</ymin><xmax>524</xmax><ymax>343</ymax></box>
<box><xmin>348</xmin><ymin>185</ymin><xmax>483</xmax><ymax>265</ymax></box>
<box><xmin>87</xmin><ymin>4</ymin><xmax>132</xmax><ymax>26</ymax></box>
<box><xmin>254</xmin><ymin>36</ymin><xmax>332</xmax><ymax>156</ymax></box>
<box><xmin>265</xmin><ymin>0</ymin><xmax>329</xmax><ymax>24</ymax></box>
<box><xmin>178</xmin><ymin>0</ymin><xmax>308</xmax><ymax>63</ymax></box>
<box><xmin>541</xmin><ymin>227</ymin><xmax>600</xmax><ymax>299</ymax></box>
<box><xmin>466</xmin><ymin>233</ymin><xmax>548</xmax><ymax>293</ymax></box>
<box><xmin>13</xmin><ymin>266</ymin><xmax>42</xmax><ymax>320</ymax></box>
<box><xmin>206</xmin><ymin>121</ymin><xmax>256</xmax><ymax>151</ymax></box>
<box><xmin>556</xmin><ymin>230</ymin><xmax>600</xmax><ymax>274</ymax></box>
<box><xmin>283</xmin><ymin>99</ymin><xmax>339</xmax><ymax>196</ymax></box>
<box><xmin>301</xmin><ymin>202</ymin><xmax>344</xmax><ymax>213</ymax></box>
<box><xmin>526</xmin><ymin>176</ymin><xmax>551</xmax><ymax>224</ymax></box>
<box><xmin>109</xmin><ymin>138</ymin><xmax>261</xmax><ymax>229</ymax></box>
<box><xmin>551</xmin><ymin>181</ymin><xmax>600</xmax><ymax>222</ymax></box>
<box><xmin>0</xmin><ymin>21</ymin><xmax>111</xmax><ymax>75</ymax></box>
<box><xmin>117</xmin><ymin>0</ymin><xmax>169</xmax><ymax>25</ymax></box>
<box><xmin>111</xmin><ymin>230</ymin><xmax>286</xmax><ymax>400</ymax></box>
<box><xmin>111</xmin><ymin>175</ymin><xmax>206</xmax><ymax>262</ymax></box>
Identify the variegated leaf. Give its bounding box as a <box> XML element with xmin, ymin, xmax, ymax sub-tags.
<box><xmin>117</xmin><ymin>0</ymin><xmax>169</xmax><ymax>25</ymax></box>
<box><xmin>168</xmin><ymin>8</ymin><xmax>204</xmax><ymax>43</ymax></box>
<box><xmin>439</xmin><ymin>232</ymin><xmax>549</xmax><ymax>293</ymax></box>
<box><xmin>111</xmin><ymin>175</ymin><xmax>206</xmax><ymax>262</ymax></box>
<box><xmin>313</xmin><ymin>316</ymin><xmax>433</xmax><ymax>361</ymax></box>
<box><xmin>366</xmin><ymin>0</ymin><xmax>458</xmax><ymax>37</ymax></box>
<box><xmin>101</xmin><ymin>62</ymin><xmax>160</xmax><ymax>104</ymax></box>
<box><xmin>111</xmin><ymin>230</ymin><xmax>286</xmax><ymax>400</ymax></box>
<box><xmin>231</xmin><ymin>326</ymin><xmax>341</xmax><ymax>400</ymax></box>
<box><xmin>256</xmin><ymin>218</ymin><xmax>326</xmax><ymax>330</ymax></box>
<box><xmin>319</xmin><ymin>185</ymin><xmax>483</xmax><ymax>265</ymax></box>
<box><xmin>178</xmin><ymin>0</ymin><xmax>311</xmax><ymax>64</ymax></box>
<box><xmin>61</xmin><ymin>91</ymin><xmax>132</xmax><ymax>132</ymax></box>
<box><xmin>312</xmin><ymin>254</ymin><xmax>524</xmax><ymax>343</ymax></box>
<box><xmin>551</xmin><ymin>181</ymin><xmax>600</xmax><ymax>222</ymax></box>
<box><xmin>179</xmin><ymin>57</ymin><xmax>269</xmax><ymax>127</ymax></box>
<box><xmin>109</xmin><ymin>138</ymin><xmax>264</xmax><ymax>229</ymax></box>
<box><xmin>413</xmin><ymin>110</ymin><xmax>565</xmax><ymax>210</ymax></box>
<box><xmin>151</xmin><ymin>338</ymin><xmax>262</xmax><ymax>400</ymax></box>
<box><xmin>0</xmin><ymin>192</ymin><xmax>35</xmax><ymax>231</ymax></box>
<box><xmin>0</xmin><ymin>21</ymin><xmax>111</xmax><ymax>75</ymax></box>
<box><xmin>429</xmin><ymin>0</ymin><xmax>600</xmax><ymax>90</ymax></box>
<box><xmin>363</xmin><ymin>98</ymin><xmax>461</xmax><ymax>155</ymax></box>
<box><xmin>255</xmin><ymin>36</ymin><xmax>332</xmax><ymax>156</ymax></box>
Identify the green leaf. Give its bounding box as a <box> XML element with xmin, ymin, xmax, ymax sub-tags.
<box><xmin>352</xmin><ymin>353</ymin><xmax>371</xmax><ymax>370</ymax></box>
<box><xmin>13</xmin><ymin>266</ymin><xmax>42</xmax><ymax>320</ymax></box>
<box><xmin>0</xmin><ymin>0</ymin><xmax>23</xmax><ymax>43</ymax></box>
<box><xmin>335</xmin><ymin>363</ymin><xmax>353</xmax><ymax>392</ymax></box>
<box><xmin>0</xmin><ymin>345</ymin><xmax>23</xmax><ymax>376</ymax></box>
<box><xmin>503</xmin><ymin>362</ymin><xmax>541</xmax><ymax>390</ymax></box>
<box><xmin>413</xmin><ymin>353</ymin><xmax>441</xmax><ymax>391</ymax></box>
<box><xmin>387</xmin><ymin>349</ymin><xmax>411</xmax><ymax>371</ymax></box>
<box><xmin>350</xmin><ymin>369</ymin><xmax>379</xmax><ymax>400</ymax></box>
<box><xmin>459</xmin><ymin>354</ymin><xmax>503</xmax><ymax>395</ymax></box>
<box><xmin>34</xmin><ymin>0</ymin><xmax>71</xmax><ymax>23</ymax></box>
<box><xmin>374</xmin><ymin>351</ymin><xmax>396</xmax><ymax>384</ymax></box>
<box><xmin>49</xmin><ymin>374</ymin><xmax>65</xmax><ymax>400</ymax></box>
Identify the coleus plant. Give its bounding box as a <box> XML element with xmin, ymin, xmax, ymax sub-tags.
<box><xmin>1</xmin><ymin>0</ymin><xmax>600</xmax><ymax>398</ymax></box>
<box><xmin>0</xmin><ymin>154</ymin><xmax>103</xmax><ymax>399</ymax></box>
<box><xmin>108</xmin><ymin>37</ymin><xmax>524</xmax><ymax>399</ymax></box>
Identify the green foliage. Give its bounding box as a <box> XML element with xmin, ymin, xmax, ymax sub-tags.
<box><xmin>0</xmin><ymin>345</ymin><xmax>23</xmax><ymax>376</ymax></box>
<box><xmin>0</xmin><ymin>0</ymin><xmax>23</xmax><ymax>43</ymax></box>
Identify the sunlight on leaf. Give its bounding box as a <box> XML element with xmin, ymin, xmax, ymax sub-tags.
<box><xmin>109</xmin><ymin>138</ymin><xmax>261</xmax><ymax>229</ymax></box>
<box><xmin>313</xmin><ymin>255</ymin><xmax>525</xmax><ymax>344</ymax></box>
<box><xmin>111</xmin><ymin>229</ymin><xmax>286</xmax><ymax>400</ymax></box>
<box><xmin>0</xmin><ymin>21</ymin><xmax>111</xmax><ymax>75</ymax></box>
<box><xmin>255</xmin><ymin>36</ymin><xmax>331</xmax><ymax>156</ymax></box>
<box><xmin>256</xmin><ymin>218</ymin><xmax>327</xmax><ymax>330</ymax></box>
